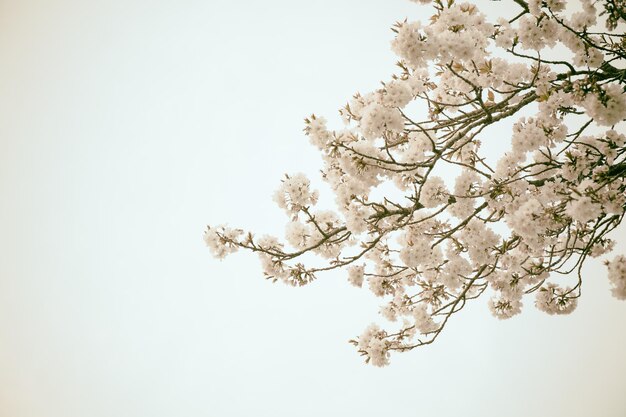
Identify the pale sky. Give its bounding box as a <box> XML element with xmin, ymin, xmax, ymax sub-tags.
<box><xmin>1</xmin><ymin>0</ymin><xmax>625</xmax><ymax>416</ymax></box>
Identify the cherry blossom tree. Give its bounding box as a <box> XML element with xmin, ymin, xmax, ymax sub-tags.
<box><xmin>205</xmin><ymin>0</ymin><xmax>626</xmax><ymax>366</ymax></box>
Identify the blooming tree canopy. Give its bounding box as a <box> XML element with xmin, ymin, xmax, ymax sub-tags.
<box><xmin>206</xmin><ymin>0</ymin><xmax>626</xmax><ymax>366</ymax></box>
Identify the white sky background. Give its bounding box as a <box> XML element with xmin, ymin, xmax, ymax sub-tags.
<box><xmin>1</xmin><ymin>0</ymin><xmax>625</xmax><ymax>415</ymax></box>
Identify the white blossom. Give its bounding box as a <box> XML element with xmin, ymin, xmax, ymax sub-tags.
<box><xmin>535</xmin><ymin>284</ymin><xmax>578</xmax><ymax>315</ymax></box>
<box><xmin>420</xmin><ymin>176</ymin><xmax>448</xmax><ymax>208</ymax></box>
<box><xmin>582</xmin><ymin>84</ymin><xmax>626</xmax><ymax>127</ymax></box>
<box><xmin>565</xmin><ymin>196</ymin><xmax>602</xmax><ymax>224</ymax></box>
<box><xmin>204</xmin><ymin>226</ymin><xmax>241</xmax><ymax>259</ymax></box>
<box><xmin>357</xmin><ymin>324</ymin><xmax>390</xmax><ymax>367</ymax></box>
<box><xmin>273</xmin><ymin>173</ymin><xmax>319</xmax><ymax>215</ymax></box>
<box><xmin>606</xmin><ymin>256</ymin><xmax>626</xmax><ymax>300</ymax></box>
<box><xmin>347</xmin><ymin>265</ymin><xmax>365</xmax><ymax>288</ymax></box>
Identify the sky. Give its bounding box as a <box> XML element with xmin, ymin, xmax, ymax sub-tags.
<box><xmin>0</xmin><ymin>0</ymin><xmax>625</xmax><ymax>416</ymax></box>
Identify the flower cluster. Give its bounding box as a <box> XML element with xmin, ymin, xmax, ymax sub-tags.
<box><xmin>606</xmin><ymin>255</ymin><xmax>626</xmax><ymax>300</ymax></box>
<box><xmin>207</xmin><ymin>0</ymin><xmax>626</xmax><ymax>366</ymax></box>
<box><xmin>273</xmin><ymin>173</ymin><xmax>319</xmax><ymax>216</ymax></box>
